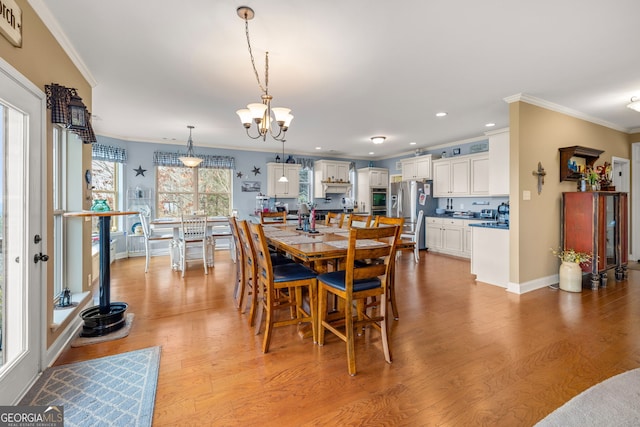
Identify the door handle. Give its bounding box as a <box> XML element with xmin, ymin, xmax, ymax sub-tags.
<box><xmin>34</xmin><ymin>253</ymin><xmax>49</xmax><ymax>264</ymax></box>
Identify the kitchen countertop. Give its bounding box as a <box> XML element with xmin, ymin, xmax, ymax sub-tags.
<box><xmin>468</xmin><ymin>222</ymin><xmax>509</xmax><ymax>229</ymax></box>
<box><xmin>428</xmin><ymin>213</ymin><xmax>495</xmax><ymax>221</ymax></box>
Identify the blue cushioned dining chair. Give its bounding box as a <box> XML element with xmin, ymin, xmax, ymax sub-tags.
<box><xmin>317</xmin><ymin>225</ymin><xmax>400</xmax><ymax>376</ymax></box>
<box><xmin>249</xmin><ymin>222</ymin><xmax>318</xmax><ymax>353</ymax></box>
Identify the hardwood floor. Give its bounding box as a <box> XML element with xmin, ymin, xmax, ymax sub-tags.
<box><xmin>53</xmin><ymin>251</ymin><xmax>640</xmax><ymax>426</ymax></box>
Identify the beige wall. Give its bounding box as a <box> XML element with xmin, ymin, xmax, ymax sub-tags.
<box><xmin>0</xmin><ymin>0</ymin><xmax>92</xmax><ymax>346</ymax></box>
<box><xmin>510</xmin><ymin>101</ymin><xmax>631</xmax><ymax>287</ymax></box>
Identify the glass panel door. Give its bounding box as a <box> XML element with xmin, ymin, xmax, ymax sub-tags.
<box><xmin>0</xmin><ymin>61</ymin><xmax>45</xmax><ymax>404</ymax></box>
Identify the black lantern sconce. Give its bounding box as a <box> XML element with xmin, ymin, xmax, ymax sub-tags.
<box><xmin>67</xmin><ymin>90</ymin><xmax>88</xmax><ymax>131</ymax></box>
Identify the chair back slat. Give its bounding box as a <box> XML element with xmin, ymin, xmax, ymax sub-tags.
<box><xmin>373</xmin><ymin>216</ymin><xmax>405</xmax><ymax>228</ymax></box>
<box><xmin>325</xmin><ymin>212</ymin><xmax>345</xmax><ymax>228</ymax></box>
<box><xmin>181</xmin><ymin>215</ymin><xmax>207</xmax><ymax>240</ymax></box>
<box><xmin>347</xmin><ymin>214</ymin><xmax>372</xmax><ymax>228</ymax></box>
<box><xmin>248</xmin><ymin>222</ymin><xmax>274</xmax><ymax>284</ymax></box>
<box><xmin>260</xmin><ymin>211</ymin><xmax>287</xmax><ymax>224</ymax></box>
<box><xmin>344</xmin><ymin>225</ymin><xmax>400</xmax><ymax>291</ymax></box>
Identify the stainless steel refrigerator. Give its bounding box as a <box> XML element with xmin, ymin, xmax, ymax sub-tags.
<box><xmin>388</xmin><ymin>180</ymin><xmax>437</xmax><ymax>249</ymax></box>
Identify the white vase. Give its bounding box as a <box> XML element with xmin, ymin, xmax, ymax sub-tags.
<box><xmin>559</xmin><ymin>261</ymin><xmax>582</xmax><ymax>292</ymax></box>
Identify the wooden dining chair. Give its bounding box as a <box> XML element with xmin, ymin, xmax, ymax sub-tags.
<box><xmin>372</xmin><ymin>216</ymin><xmax>405</xmax><ymax>228</ymax></box>
<box><xmin>178</xmin><ymin>214</ymin><xmax>208</xmax><ymax>277</ymax></box>
<box><xmin>139</xmin><ymin>213</ymin><xmax>173</xmax><ymax>273</ymax></box>
<box><xmin>259</xmin><ymin>211</ymin><xmax>288</xmax><ymax>224</ymax></box>
<box><xmin>236</xmin><ymin>220</ymin><xmax>262</xmax><ymax>327</ymax></box>
<box><xmin>371</xmin><ymin>216</ymin><xmax>405</xmax><ymax>320</ymax></box>
<box><xmin>325</xmin><ymin>212</ymin><xmax>345</xmax><ymax>228</ymax></box>
<box><xmin>229</xmin><ymin>217</ymin><xmax>247</xmax><ymax>310</ymax></box>
<box><xmin>316</xmin><ymin>225</ymin><xmax>400</xmax><ymax>375</ymax></box>
<box><xmin>249</xmin><ymin>222</ymin><xmax>318</xmax><ymax>353</ymax></box>
<box><xmin>347</xmin><ymin>214</ymin><xmax>372</xmax><ymax>228</ymax></box>
<box><xmin>400</xmin><ymin>210</ymin><xmax>423</xmax><ymax>262</ymax></box>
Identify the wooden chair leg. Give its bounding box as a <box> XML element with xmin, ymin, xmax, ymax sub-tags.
<box><xmin>262</xmin><ymin>291</ymin><xmax>275</xmax><ymax>353</ymax></box>
<box><xmin>380</xmin><ymin>296</ymin><xmax>392</xmax><ymax>364</ymax></box>
<box><xmin>318</xmin><ymin>286</ymin><xmax>327</xmax><ymax>346</ymax></box>
<box><xmin>345</xmin><ymin>296</ymin><xmax>357</xmax><ymax>376</ymax></box>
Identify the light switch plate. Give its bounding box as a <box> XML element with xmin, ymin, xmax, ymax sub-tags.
<box><xmin>523</xmin><ymin>190</ymin><xmax>531</xmax><ymax>200</ymax></box>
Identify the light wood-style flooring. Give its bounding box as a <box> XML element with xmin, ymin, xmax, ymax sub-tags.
<box><xmin>54</xmin><ymin>250</ymin><xmax>640</xmax><ymax>426</ymax></box>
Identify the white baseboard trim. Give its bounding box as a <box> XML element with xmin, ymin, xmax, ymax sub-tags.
<box><xmin>507</xmin><ymin>273</ymin><xmax>558</xmax><ymax>294</ymax></box>
<box><xmin>45</xmin><ymin>300</ymin><xmax>91</xmax><ymax>368</ymax></box>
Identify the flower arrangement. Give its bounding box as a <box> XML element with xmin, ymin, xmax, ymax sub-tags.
<box><xmin>550</xmin><ymin>248</ymin><xmax>593</xmax><ymax>266</ymax></box>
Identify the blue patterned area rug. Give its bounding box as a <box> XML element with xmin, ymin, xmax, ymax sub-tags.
<box><xmin>19</xmin><ymin>346</ymin><xmax>161</xmax><ymax>427</ymax></box>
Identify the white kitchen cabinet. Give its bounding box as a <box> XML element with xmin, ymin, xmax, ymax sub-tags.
<box><xmin>433</xmin><ymin>153</ymin><xmax>489</xmax><ymax>197</ymax></box>
<box><xmin>357</xmin><ymin>167</ymin><xmax>388</xmax><ymax>188</ymax></box>
<box><xmin>469</xmin><ymin>154</ymin><xmax>489</xmax><ymax>195</ymax></box>
<box><xmin>463</xmin><ymin>219</ymin><xmax>485</xmax><ymax>257</ymax></box>
<box><xmin>432</xmin><ymin>157</ymin><xmax>470</xmax><ymax>197</ymax></box>
<box><xmin>488</xmin><ymin>129</ymin><xmax>510</xmax><ymax>196</ymax></box>
<box><xmin>400</xmin><ymin>155</ymin><xmax>432</xmax><ymax>181</ymax></box>
<box><xmin>471</xmin><ymin>225</ymin><xmax>509</xmax><ymax>287</ymax></box>
<box><xmin>315</xmin><ymin>160</ymin><xmax>350</xmax><ymax>183</ymax></box>
<box><xmin>314</xmin><ymin>160</ymin><xmax>352</xmax><ymax>198</ymax></box>
<box><xmin>267</xmin><ymin>162</ymin><xmax>300</xmax><ymax>198</ymax></box>
<box><xmin>425</xmin><ymin>217</ymin><xmax>466</xmax><ymax>258</ymax></box>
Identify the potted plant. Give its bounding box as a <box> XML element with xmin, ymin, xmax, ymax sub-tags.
<box><xmin>550</xmin><ymin>248</ymin><xmax>593</xmax><ymax>292</ymax></box>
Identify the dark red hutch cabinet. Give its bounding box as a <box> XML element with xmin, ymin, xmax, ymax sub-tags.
<box><xmin>561</xmin><ymin>191</ymin><xmax>628</xmax><ymax>289</ymax></box>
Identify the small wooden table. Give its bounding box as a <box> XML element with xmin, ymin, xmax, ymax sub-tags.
<box><xmin>65</xmin><ymin>210</ymin><xmax>138</xmax><ymax>336</ymax></box>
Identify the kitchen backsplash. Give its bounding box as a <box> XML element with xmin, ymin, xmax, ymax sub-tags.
<box><xmin>436</xmin><ymin>196</ymin><xmax>509</xmax><ymax>213</ymax></box>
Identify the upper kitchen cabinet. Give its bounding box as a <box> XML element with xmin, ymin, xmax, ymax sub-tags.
<box><xmin>433</xmin><ymin>157</ymin><xmax>470</xmax><ymax>197</ymax></box>
<box><xmin>267</xmin><ymin>162</ymin><xmax>301</xmax><ymax>198</ymax></box>
<box><xmin>488</xmin><ymin>129</ymin><xmax>510</xmax><ymax>196</ymax></box>
<box><xmin>315</xmin><ymin>160</ymin><xmax>350</xmax><ymax>183</ymax></box>
<box><xmin>314</xmin><ymin>160</ymin><xmax>352</xmax><ymax>198</ymax></box>
<box><xmin>470</xmin><ymin>154</ymin><xmax>489</xmax><ymax>195</ymax></box>
<box><xmin>432</xmin><ymin>153</ymin><xmax>488</xmax><ymax>197</ymax></box>
<box><xmin>357</xmin><ymin>167</ymin><xmax>389</xmax><ymax>188</ymax></box>
<box><xmin>400</xmin><ymin>155</ymin><xmax>432</xmax><ymax>181</ymax></box>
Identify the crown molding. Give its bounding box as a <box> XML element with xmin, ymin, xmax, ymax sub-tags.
<box><xmin>504</xmin><ymin>93</ymin><xmax>629</xmax><ymax>133</ymax></box>
<box><xmin>28</xmin><ymin>0</ymin><xmax>97</xmax><ymax>88</ymax></box>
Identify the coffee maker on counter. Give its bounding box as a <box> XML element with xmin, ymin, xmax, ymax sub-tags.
<box><xmin>497</xmin><ymin>202</ymin><xmax>509</xmax><ymax>225</ymax></box>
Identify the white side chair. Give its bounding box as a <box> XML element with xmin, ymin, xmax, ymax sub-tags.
<box><xmin>139</xmin><ymin>213</ymin><xmax>173</xmax><ymax>273</ymax></box>
<box><xmin>400</xmin><ymin>210</ymin><xmax>424</xmax><ymax>262</ymax></box>
<box><xmin>178</xmin><ymin>214</ymin><xmax>209</xmax><ymax>277</ymax></box>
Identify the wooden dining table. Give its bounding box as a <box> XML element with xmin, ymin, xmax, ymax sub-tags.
<box><xmin>262</xmin><ymin>223</ymin><xmax>415</xmax><ymax>320</ymax></box>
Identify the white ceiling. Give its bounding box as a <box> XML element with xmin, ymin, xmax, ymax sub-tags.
<box><xmin>30</xmin><ymin>0</ymin><xmax>640</xmax><ymax>160</ymax></box>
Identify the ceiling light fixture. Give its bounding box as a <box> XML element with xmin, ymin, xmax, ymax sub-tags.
<box><xmin>278</xmin><ymin>140</ymin><xmax>288</xmax><ymax>182</ymax></box>
<box><xmin>627</xmin><ymin>96</ymin><xmax>640</xmax><ymax>112</ymax></box>
<box><xmin>485</xmin><ymin>122</ymin><xmax>496</xmax><ymax>127</ymax></box>
<box><xmin>371</xmin><ymin>136</ymin><xmax>386</xmax><ymax>144</ymax></box>
<box><xmin>436</xmin><ymin>112</ymin><xmax>447</xmax><ymax>117</ymax></box>
<box><xmin>236</xmin><ymin>6</ymin><xmax>293</xmax><ymax>142</ymax></box>
<box><xmin>178</xmin><ymin>125</ymin><xmax>203</xmax><ymax>168</ymax></box>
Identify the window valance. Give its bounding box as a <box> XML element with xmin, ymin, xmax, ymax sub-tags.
<box><xmin>153</xmin><ymin>151</ymin><xmax>235</xmax><ymax>169</ymax></box>
<box><xmin>92</xmin><ymin>143</ymin><xmax>127</xmax><ymax>163</ymax></box>
<box><xmin>45</xmin><ymin>83</ymin><xmax>97</xmax><ymax>144</ymax></box>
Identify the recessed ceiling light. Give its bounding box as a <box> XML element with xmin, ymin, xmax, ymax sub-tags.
<box><xmin>436</xmin><ymin>112</ymin><xmax>447</xmax><ymax>117</ymax></box>
<box><xmin>485</xmin><ymin>122</ymin><xmax>496</xmax><ymax>127</ymax></box>
<box><xmin>369</xmin><ymin>152</ymin><xmax>375</xmax><ymax>155</ymax></box>
<box><xmin>315</xmin><ymin>146</ymin><xmax>322</xmax><ymax>150</ymax></box>
<box><xmin>409</xmin><ymin>142</ymin><xmax>417</xmax><ymax>145</ymax></box>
